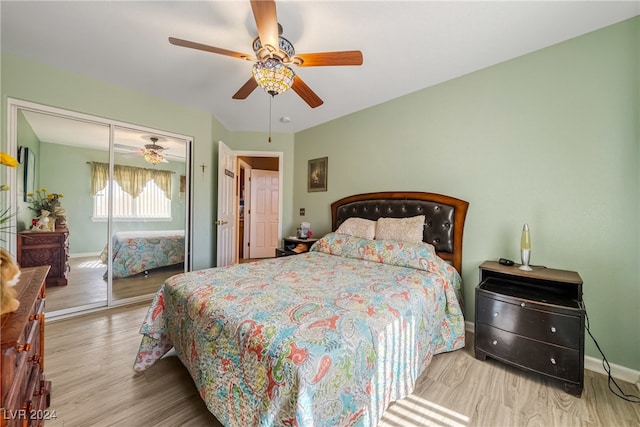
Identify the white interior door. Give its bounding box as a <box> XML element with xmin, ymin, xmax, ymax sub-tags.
<box><xmin>216</xmin><ymin>141</ymin><xmax>236</xmax><ymax>267</ymax></box>
<box><xmin>249</xmin><ymin>169</ymin><xmax>279</xmax><ymax>258</ymax></box>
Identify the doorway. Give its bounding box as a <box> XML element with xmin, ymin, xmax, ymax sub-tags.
<box><xmin>237</xmin><ymin>155</ymin><xmax>280</xmax><ymax>261</ymax></box>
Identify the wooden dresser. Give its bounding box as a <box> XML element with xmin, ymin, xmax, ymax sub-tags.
<box><xmin>474</xmin><ymin>261</ymin><xmax>584</xmax><ymax>395</ymax></box>
<box><xmin>1</xmin><ymin>266</ymin><xmax>53</xmax><ymax>426</ymax></box>
<box><xmin>17</xmin><ymin>230</ymin><xmax>69</xmax><ymax>287</ymax></box>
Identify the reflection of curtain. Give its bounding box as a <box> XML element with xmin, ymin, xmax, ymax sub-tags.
<box><xmin>90</xmin><ymin>162</ymin><xmax>109</xmax><ymax>195</ymax></box>
<box><xmin>90</xmin><ymin>162</ymin><xmax>173</xmax><ymax>200</ymax></box>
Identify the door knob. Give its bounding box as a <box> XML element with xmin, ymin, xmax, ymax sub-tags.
<box><xmin>215</xmin><ymin>220</ymin><xmax>228</xmax><ymax>225</ymax></box>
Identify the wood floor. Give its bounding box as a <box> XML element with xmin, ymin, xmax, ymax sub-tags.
<box><xmin>46</xmin><ymin>256</ymin><xmax>183</xmax><ymax>313</ymax></box>
<box><xmin>43</xmin><ymin>304</ymin><xmax>640</xmax><ymax>427</ymax></box>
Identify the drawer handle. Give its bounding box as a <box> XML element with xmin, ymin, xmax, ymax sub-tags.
<box><xmin>492</xmin><ymin>340</ymin><xmax>498</xmax><ymax>346</ymax></box>
<box><xmin>520</xmin><ymin>302</ymin><xmax>526</xmax><ymax>308</ymax></box>
<box><xmin>493</xmin><ymin>312</ymin><xmax>499</xmax><ymax>317</ymax></box>
<box><xmin>550</xmin><ymin>326</ymin><xmax>557</xmax><ymax>333</ymax></box>
<box><xmin>17</xmin><ymin>343</ymin><xmax>31</xmax><ymax>352</ymax></box>
<box><xmin>29</xmin><ymin>314</ymin><xmax>40</xmax><ymax>321</ymax></box>
<box><xmin>550</xmin><ymin>357</ymin><xmax>556</xmax><ymax>365</ymax></box>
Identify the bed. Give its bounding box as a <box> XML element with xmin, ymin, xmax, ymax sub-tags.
<box><xmin>100</xmin><ymin>229</ymin><xmax>185</xmax><ymax>278</ymax></box>
<box><xmin>134</xmin><ymin>192</ymin><xmax>468</xmax><ymax>426</ymax></box>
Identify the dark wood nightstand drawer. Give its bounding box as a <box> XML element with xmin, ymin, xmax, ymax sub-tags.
<box><xmin>476</xmin><ymin>291</ymin><xmax>582</xmax><ymax>349</ymax></box>
<box><xmin>277</xmin><ymin>238</ymin><xmax>319</xmax><ymax>258</ymax></box>
<box><xmin>475</xmin><ymin>323</ymin><xmax>581</xmax><ymax>383</ymax></box>
<box><xmin>275</xmin><ymin>248</ymin><xmax>293</xmax><ymax>257</ymax></box>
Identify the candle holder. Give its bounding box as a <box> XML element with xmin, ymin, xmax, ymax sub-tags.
<box><xmin>519</xmin><ymin>224</ymin><xmax>533</xmax><ymax>271</ymax></box>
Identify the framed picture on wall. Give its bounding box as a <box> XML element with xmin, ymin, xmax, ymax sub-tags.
<box><xmin>307</xmin><ymin>157</ymin><xmax>328</xmax><ymax>192</ymax></box>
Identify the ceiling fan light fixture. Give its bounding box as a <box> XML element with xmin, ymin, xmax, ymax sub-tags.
<box><xmin>252</xmin><ymin>58</ymin><xmax>295</xmax><ymax>96</ymax></box>
<box><xmin>144</xmin><ymin>150</ymin><xmax>165</xmax><ymax>165</ymax></box>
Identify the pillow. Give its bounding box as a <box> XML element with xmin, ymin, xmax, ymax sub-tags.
<box><xmin>335</xmin><ymin>217</ymin><xmax>376</xmax><ymax>240</ymax></box>
<box><xmin>375</xmin><ymin>215</ymin><xmax>425</xmax><ymax>243</ymax></box>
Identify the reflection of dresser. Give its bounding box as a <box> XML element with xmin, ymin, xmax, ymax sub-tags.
<box><xmin>17</xmin><ymin>229</ymin><xmax>69</xmax><ymax>287</ymax></box>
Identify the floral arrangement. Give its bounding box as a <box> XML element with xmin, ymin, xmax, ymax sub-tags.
<box><xmin>27</xmin><ymin>189</ymin><xmax>64</xmax><ymax>216</ymax></box>
<box><xmin>0</xmin><ymin>152</ymin><xmax>19</xmax><ymax>241</ymax></box>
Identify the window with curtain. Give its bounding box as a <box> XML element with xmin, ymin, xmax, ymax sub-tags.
<box><xmin>90</xmin><ymin>162</ymin><xmax>172</xmax><ymax>220</ymax></box>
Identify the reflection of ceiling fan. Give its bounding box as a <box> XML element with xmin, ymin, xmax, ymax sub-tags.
<box><xmin>168</xmin><ymin>0</ymin><xmax>363</xmax><ymax>108</ymax></box>
<box><xmin>116</xmin><ymin>137</ymin><xmax>169</xmax><ymax>164</ymax></box>
<box><xmin>141</xmin><ymin>137</ymin><xmax>167</xmax><ymax>165</ymax></box>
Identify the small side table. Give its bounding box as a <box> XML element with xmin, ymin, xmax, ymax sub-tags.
<box><xmin>275</xmin><ymin>237</ymin><xmax>319</xmax><ymax>257</ymax></box>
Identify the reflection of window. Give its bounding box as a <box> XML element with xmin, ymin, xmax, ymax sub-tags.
<box><xmin>93</xmin><ymin>180</ymin><xmax>171</xmax><ymax>220</ymax></box>
<box><xmin>89</xmin><ymin>162</ymin><xmax>172</xmax><ymax>220</ymax></box>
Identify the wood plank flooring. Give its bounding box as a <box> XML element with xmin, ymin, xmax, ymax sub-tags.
<box><xmin>44</xmin><ymin>304</ymin><xmax>640</xmax><ymax>427</ymax></box>
<box><xmin>46</xmin><ymin>256</ymin><xmax>183</xmax><ymax>313</ymax></box>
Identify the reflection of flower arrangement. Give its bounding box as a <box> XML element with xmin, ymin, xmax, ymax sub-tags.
<box><xmin>27</xmin><ymin>189</ymin><xmax>64</xmax><ymax>216</ymax></box>
<box><xmin>1</xmin><ymin>152</ymin><xmax>18</xmax><ymax>241</ymax></box>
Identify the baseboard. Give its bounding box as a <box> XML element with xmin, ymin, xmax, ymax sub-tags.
<box><xmin>464</xmin><ymin>321</ymin><xmax>640</xmax><ymax>391</ymax></box>
<box><xmin>69</xmin><ymin>251</ymin><xmax>101</xmax><ymax>258</ymax></box>
<box><xmin>584</xmin><ymin>355</ymin><xmax>640</xmax><ymax>391</ymax></box>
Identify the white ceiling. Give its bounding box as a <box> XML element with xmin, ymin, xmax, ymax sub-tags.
<box><xmin>2</xmin><ymin>1</ymin><xmax>638</xmax><ymax>134</ymax></box>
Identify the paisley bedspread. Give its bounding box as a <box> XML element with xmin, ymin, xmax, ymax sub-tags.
<box><xmin>133</xmin><ymin>233</ymin><xmax>465</xmax><ymax>427</ymax></box>
<box><xmin>100</xmin><ymin>230</ymin><xmax>185</xmax><ymax>278</ymax></box>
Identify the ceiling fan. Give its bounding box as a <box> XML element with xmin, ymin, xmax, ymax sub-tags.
<box><xmin>168</xmin><ymin>0</ymin><xmax>363</xmax><ymax>108</ymax></box>
<box><xmin>116</xmin><ymin>137</ymin><xmax>168</xmax><ymax>164</ymax></box>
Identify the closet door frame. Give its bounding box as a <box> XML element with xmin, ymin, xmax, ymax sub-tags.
<box><xmin>5</xmin><ymin>98</ymin><xmax>193</xmax><ymax>318</ymax></box>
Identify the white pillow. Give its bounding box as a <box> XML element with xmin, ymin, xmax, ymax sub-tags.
<box><xmin>375</xmin><ymin>215</ymin><xmax>425</xmax><ymax>243</ymax></box>
<box><xmin>335</xmin><ymin>217</ymin><xmax>376</xmax><ymax>240</ymax></box>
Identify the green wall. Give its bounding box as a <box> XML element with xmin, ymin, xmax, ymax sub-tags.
<box><xmin>294</xmin><ymin>17</ymin><xmax>640</xmax><ymax>370</ymax></box>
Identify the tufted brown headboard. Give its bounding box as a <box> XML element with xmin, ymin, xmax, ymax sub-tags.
<box><xmin>331</xmin><ymin>191</ymin><xmax>469</xmax><ymax>273</ymax></box>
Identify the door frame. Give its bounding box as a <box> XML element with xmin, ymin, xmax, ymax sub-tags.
<box><xmin>238</xmin><ymin>159</ymin><xmax>251</xmax><ymax>260</ymax></box>
<box><xmin>233</xmin><ymin>151</ymin><xmax>283</xmax><ymax>262</ymax></box>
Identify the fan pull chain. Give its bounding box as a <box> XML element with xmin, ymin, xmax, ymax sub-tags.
<box><xmin>268</xmin><ymin>94</ymin><xmax>272</xmax><ymax>143</ymax></box>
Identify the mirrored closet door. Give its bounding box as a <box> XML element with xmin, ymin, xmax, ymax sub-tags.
<box><xmin>7</xmin><ymin>99</ymin><xmax>192</xmax><ymax>318</ymax></box>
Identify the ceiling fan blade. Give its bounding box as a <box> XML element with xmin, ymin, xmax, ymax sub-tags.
<box><xmin>291</xmin><ymin>75</ymin><xmax>323</xmax><ymax>108</ymax></box>
<box><xmin>114</xmin><ymin>143</ymin><xmax>141</xmax><ymax>152</ymax></box>
<box><xmin>120</xmin><ymin>152</ymin><xmax>142</xmax><ymax>158</ymax></box>
<box><xmin>250</xmin><ymin>0</ymin><xmax>279</xmax><ymax>52</ymax></box>
<box><xmin>294</xmin><ymin>51</ymin><xmax>363</xmax><ymax>67</ymax></box>
<box><xmin>168</xmin><ymin>37</ymin><xmax>252</xmax><ymax>61</ymax></box>
<box><xmin>232</xmin><ymin>77</ymin><xmax>259</xmax><ymax>100</ymax></box>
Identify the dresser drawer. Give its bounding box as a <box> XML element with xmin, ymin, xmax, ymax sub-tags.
<box><xmin>476</xmin><ymin>323</ymin><xmax>581</xmax><ymax>383</ymax></box>
<box><xmin>1</xmin><ymin>266</ymin><xmax>51</xmax><ymax>426</ymax></box>
<box><xmin>4</xmin><ymin>317</ymin><xmax>41</xmax><ymax>413</ymax></box>
<box><xmin>476</xmin><ymin>291</ymin><xmax>582</xmax><ymax>349</ymax></box>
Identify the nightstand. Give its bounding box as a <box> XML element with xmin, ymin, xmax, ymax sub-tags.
<box><xmin>474</xmin><ymin>260</ymin><xmax>584</xmax><ymax>396</ymax></box>
<box><xmin>275</xmin><ymin>237</ymin><xmax>319</xmax><ymax>257</ymax></box>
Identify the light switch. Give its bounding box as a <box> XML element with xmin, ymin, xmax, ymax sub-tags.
<box><xmin>300</xmin><ymin>208</ymin><xmax>305</xmax><ymax>216</ymax></box>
